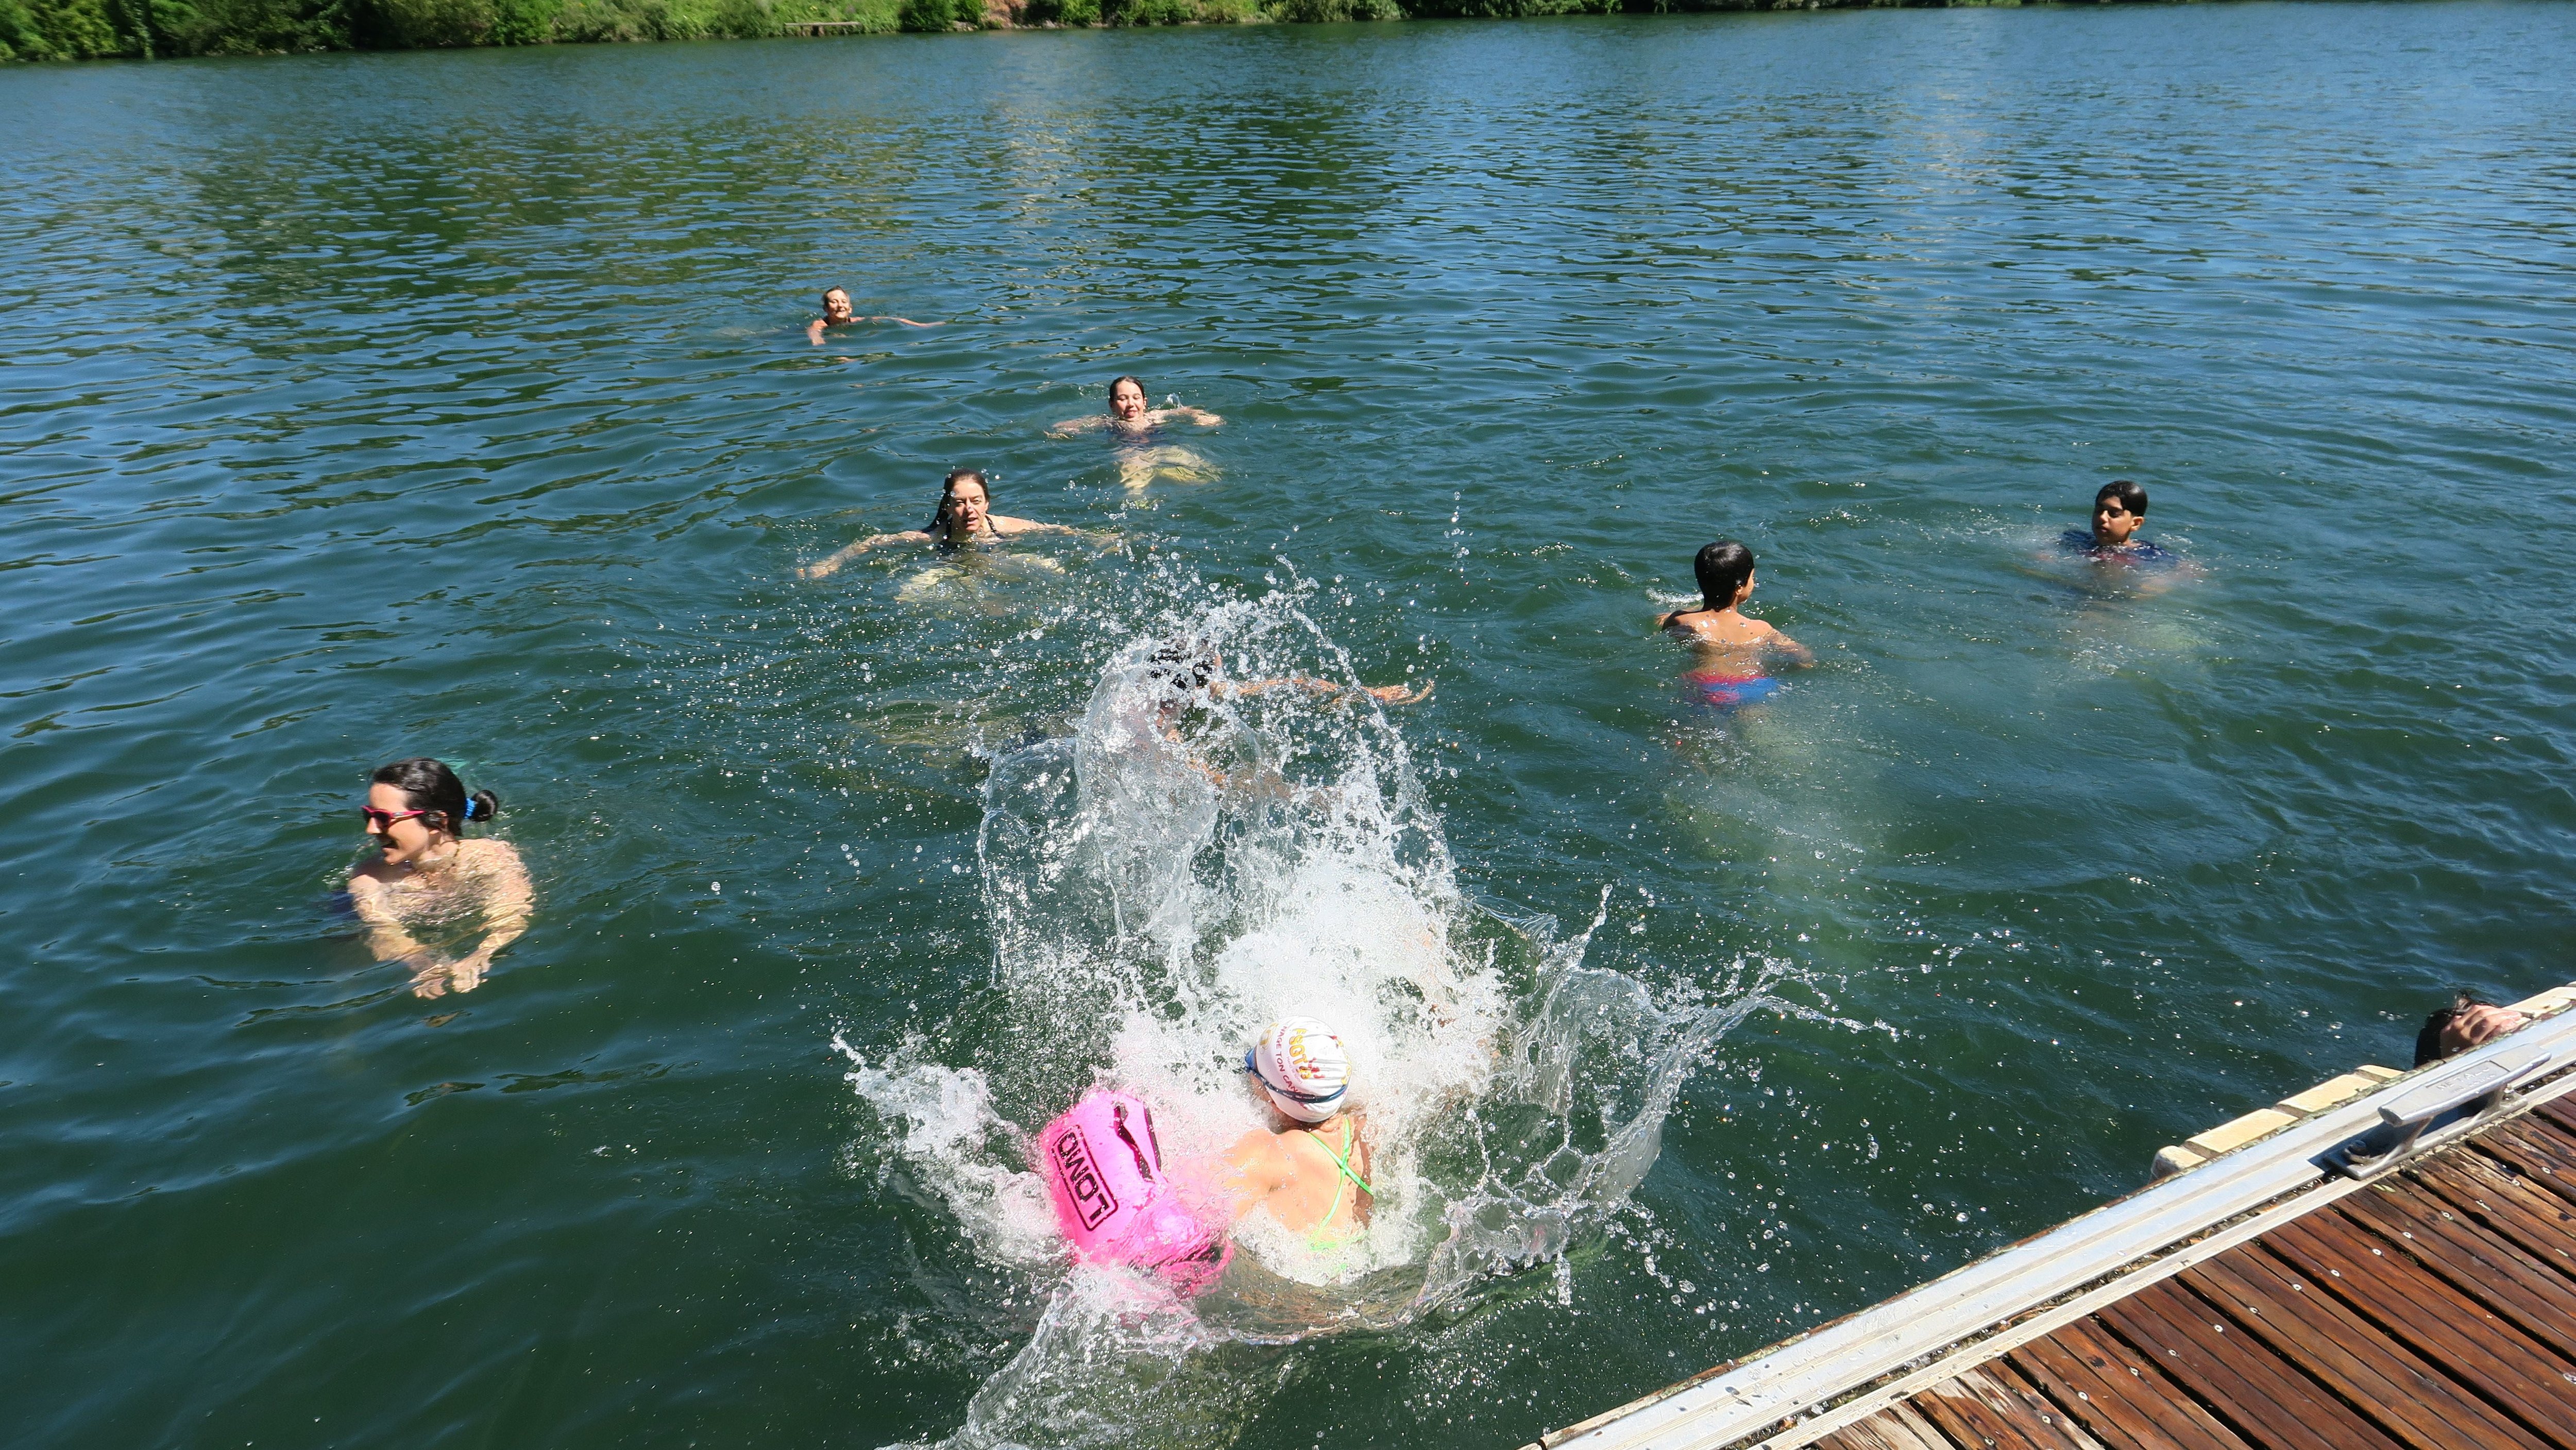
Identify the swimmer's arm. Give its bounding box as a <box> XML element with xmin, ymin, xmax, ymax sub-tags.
<box><xmin>800</xmin><ymin>531</ymin><xmax>928</xmax><ymax>578</ymax></box>
<box><xmin>1219</xmin><ymin>677</ymin><xmax>1433</xmax><ymax>705</ymax></box>
<box><xmin>1763</xmin><ymin>628</ymin><xmax>1816</xmax><ymax>668</ymax></box>
<box><xmin>447</xmin><ymin>848</ymin><xmax>534</xmax><ymax>993</ymax></box>
<box><xmin>1048</xmin><ymin>415</ymin><xmax>1108</xmax><ymax>437</ymax></box>
<box><xmin>347</xmin><ymin>876</ymin><xmax>437</xmax><ymax>968</ymax></box>
<box><xmin>869</xmin><ymin>315</ymin><xmax>941</xmax><ymax>328</ymax></box>
<box><xmin>806</xmin><ymin>318</ymin><xmax>828</xmax><ymax>346</ymax></box>
<box><xmin>1174</xmin><ymin>407</ymin><xmax>1222</xmax><ymax>427</ymax></box>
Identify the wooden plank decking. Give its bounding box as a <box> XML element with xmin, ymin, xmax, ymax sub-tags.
<box><xmin>1810</xmin><ymin>1106</ymin><xmax>2576</xmax><ymax>1450</ymax></box>
<box><xmin>1535</xmin><ymin>997</ymin><xmax>2576</xmax><ymax>1450</ymax></box>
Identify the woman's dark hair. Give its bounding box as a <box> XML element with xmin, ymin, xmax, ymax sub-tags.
<box><xmin>926</xmin><ymin>469</ymin><xmax>990</xmax><ymax>536</ymax></box>
<box><xmin>2097</xmin><ymin>479</ymin><xmax>2148</xmax><ymax>516</ymax></box>
<box><xmin>370</xmin><ymin>757</ymin><xmax>499</xmax><ymax>833</ymax></box>
<box><xmin>1109</xmin><ymin>375</ymin><xmax>1146</xmax><ymax>405</ymax></box>
<box><xmin>1691</xmin><ymin>539</ymin><xmax>1757</xmax><ymax>608</ymax></box>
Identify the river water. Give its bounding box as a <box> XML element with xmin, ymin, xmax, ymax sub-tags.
<box><xmin>5</xmin><ymin>4</ymin><xmax>2573</xmax><ymax>1446</ymax></box>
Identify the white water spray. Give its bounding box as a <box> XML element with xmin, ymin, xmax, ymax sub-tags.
<box><xmin>846</xmin><ymin>592</ymin><xmax>1818</xmax><ymax>1448</ymax></box>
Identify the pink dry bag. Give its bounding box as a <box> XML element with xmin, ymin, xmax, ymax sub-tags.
<box><xmin>1037</xmin><ymin>1089</ymin><xmax>1231</xmax><ymax>1296</ymax></box>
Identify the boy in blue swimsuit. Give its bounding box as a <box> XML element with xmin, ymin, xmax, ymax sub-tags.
<box><xmin>1662</xmin><ymin>539</ymin><xmax>1813</xmax><ymax>709</ymax></box>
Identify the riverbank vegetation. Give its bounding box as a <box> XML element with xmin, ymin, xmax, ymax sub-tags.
<box><xmin>5</xmin><ymin>0</ymin><xmax>2084</xmax><ymax>64</ymax></box>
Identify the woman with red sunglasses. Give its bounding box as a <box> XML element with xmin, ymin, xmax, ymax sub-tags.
<box><xmin>347</xmin><ymin>757</ymin><xmax>532</xmax><ymax>999</ymax></box>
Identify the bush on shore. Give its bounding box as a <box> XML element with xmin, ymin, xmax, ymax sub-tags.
<box><xmin>1</xmin><ymin>0</ymin><xmax>2021</xmax><ymax>63</ymax></box>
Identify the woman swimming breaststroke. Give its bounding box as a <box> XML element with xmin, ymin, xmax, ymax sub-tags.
<box><xmin>1661</xmin><ymin>539</ymin><xmax>1814</xmax><ymax>710</ymax></box>
<box><xmin>799</xmin><ymin>469</ymin><xmax>1088</xmax><ymax>579</ymax></box>
<box><xmin>345</xmin><ymin>757</ymin><xmax>533</xmax><ymax>999</ymax></box>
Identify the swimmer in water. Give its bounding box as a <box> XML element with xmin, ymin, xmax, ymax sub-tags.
<box><xmin>1141</xmin><ymin>637</ymin><xmax>1429</xmax><ymax>729</ymax></box>
<box><xmin>800</xmin><ymin>469</ymin><xmax>1086</xmax><ymax>579</ymax></box>
<box><xmin>1223</xmin><ymin>1018</ymin><xmax>1372</xmax><ymax>1248</ymax></box>
<box><xmin>345</xmin><ymin>757</ymin><xmax>533</xmax><ymax>999</ymax></box>
<box><xmin>1050</xmin><ymin>376</ymin><xmax>1222</xmax><ymax>488</ymax></box>
<box><xmin>1662</xmin><ymin>538</ymin><xmax>1813</xmax><ymax>709</ymax></box>
<box><xmin>1052</xmin><ymin>375</ymin><xmax>1223</xmax><ymax>437</ymax></box>
<box><xmin>805</xmin><ymin>287</ymin><xmax>939</xmax><ymax>345</ymax></box>
<box><xmin>2062</xmin><ymin>480</ymin><xmax>2177</xmax><ymax>562</ymax></box>
<box><xmin>1133</xmin><ymin>639</ymin><xmax>1429</xmax><ymax>789</ymax></box>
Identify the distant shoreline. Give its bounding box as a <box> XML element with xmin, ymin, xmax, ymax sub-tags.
<box><xmin>5</xmin><ymin>0</ymin><xmax>2212</xmax><ymax>68</ymax></box>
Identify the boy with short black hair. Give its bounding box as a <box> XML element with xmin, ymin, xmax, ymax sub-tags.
<box><xmin>2064</xmin><ymin>479</ymin><xmax>2174</xmax><ymax>561</ymax></box>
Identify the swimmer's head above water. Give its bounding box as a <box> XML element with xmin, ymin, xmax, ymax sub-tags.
<box><xmin>1142</xmin><ymin>636</ymin><xmax>1220</xmax><ymax>713</ymax></box>
<box><xmin>1691</xmin><ymin>538</ymin><xmax>1758</xmax><ymax>610</ymax></box>
<box><xmin>926</xmin><ymin>468</ymin><xmax>993</xmax><ymax>543</ymax></box>
<box><xmin>818</xmin><ymin>288</ymin><xmax>854</xmax><ymax>326</ymax></box>
<box><xmin>2092</xmin><ymin>480</ymin><xmax>2148</xmax><ymax>548</ymax></box>
<box><xmin>1109</xmin><ymin>375</ymin><xmax>1149</xmax><ymax>423</ymax></box>
<box><xmin>1244</xmin><ymin>1016</ymin><xmax>1353</xmax><ymax>1125</ymax></box>
<box><xmin>363</xmin><ymin>756</ymin><xmax>499</xmax><ymax>869</ymax></box>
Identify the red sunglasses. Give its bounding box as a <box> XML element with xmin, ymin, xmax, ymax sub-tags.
<box><xmin>358</xmin><ymin>807</ymin><xmax>437</xmax><ymax>830</ymax></box>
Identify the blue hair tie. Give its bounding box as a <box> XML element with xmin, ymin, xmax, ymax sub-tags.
<box><xmin>459</xmin><ymin>797</ymin><xmax>477</xmax><ymax>822</ymax></box>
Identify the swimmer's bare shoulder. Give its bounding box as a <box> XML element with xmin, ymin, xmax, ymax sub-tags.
<box><xmin>1662</xmin><ymin>606</ymin><xmax>1811</xmax><ymax>664</ymax></box>
<box><xmin>1218</xmin><ymin>1127</ymin><xmax>1299</xmax><ymax>1213</ymax></box>
<box><xmin>986</xmin><ymin>515</ymin><xmax>1081</xmax><ymax>538</ymax></box>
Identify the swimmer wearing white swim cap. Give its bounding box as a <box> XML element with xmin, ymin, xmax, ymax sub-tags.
<box><xmin>1225</xmin><ymin>1018</ymin><xmax>1375</xmax><ymax>1245</ymax></box>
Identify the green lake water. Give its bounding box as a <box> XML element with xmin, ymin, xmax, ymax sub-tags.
<box><xmin>6</xmin><ymin>4</ymin><xmax>2574</xmax><ymax>1445</ymax></box>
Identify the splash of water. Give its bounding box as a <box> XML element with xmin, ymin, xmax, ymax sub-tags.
<box><xmin>844</xmin><ymin>589</ymin><xmax>1825</xmax><ymax>1448</ymax></box>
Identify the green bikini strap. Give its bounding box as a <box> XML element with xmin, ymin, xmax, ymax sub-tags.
<box><xmin>1315</xmin><ymin>1120</ymin><xmax>1375</xmax><ymax>1200</ymax></box>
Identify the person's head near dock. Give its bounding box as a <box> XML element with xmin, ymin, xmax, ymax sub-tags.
<box><xmin>2090</xmin><ymin>480</ymin><xmax>2149</xmax><ymax>550</ymax></box>
<box><xmin>1225</xmin><ymin>1017</ymin><xmax>1374</xmax><ymax>1246</ymax></box>
<box><xmin>2414</xmin><ymin>990</ymin><xmax>2529</xmax><ymax>1067</ymax></box>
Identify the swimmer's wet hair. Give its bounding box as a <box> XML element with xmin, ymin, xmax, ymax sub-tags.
<box><xmin>1143</xmin><ymin>638</ymin><xmax>1218</xmax><ymax>702</ymax></box>
<box><xmin>2096</xmin><ymin>479</ymin><xmax>2148</xmax><ymax>516</ymax></box>
<box><xmin>370</xmin><ymin>757</ymin><xmax>499</xmax><ymax>833</ymax></box>
<box><xmin>1109</xmin><ymin>375</ymin><xmax>1146</xmax><ymax>402</ymax></box>
<box><xmin>927</xmin><ymin>468</ymin><xmax>990</xmax><ymax>535</ymax></box>
<box><xmin>1692</xmin><ymin>539</ymin><xmax>1756</xmax><ymax>608</ymax></box>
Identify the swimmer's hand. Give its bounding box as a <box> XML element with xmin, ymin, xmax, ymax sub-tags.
<box><xmin>806</xmin><ymin>318</ymin><xmax>827</xmax><ymax>346</ymax></box>
<box><xmin>1180</xmin><ymin>407</ymin><xmax>1223</xmax><ymax>427</ymax></box>
<box><xmin>408</xmin><ymin>949</ymin><xmax>492</xmax><ymax>999</ymax></box>
<box><xmin>404</xmin><ymin>951</ymin><xmax>455</xmax><ymax>998</ymax></box>
<box><xmin>1367</xmin><ymin>680</ymin><xmax>1432</xmax><ymax>705</ymax></box>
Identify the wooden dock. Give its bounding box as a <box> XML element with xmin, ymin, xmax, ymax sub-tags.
<box><xmin>1533</xmin><ymin>990</ymin><xmax>2576</xmax><ymax>1450</ymax></box>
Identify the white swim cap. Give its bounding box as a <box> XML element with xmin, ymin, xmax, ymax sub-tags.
<box><xmin>1245</xmin><ymin>1017</ymin><xmax>1351</xmax><ymax>1124</ymax></box>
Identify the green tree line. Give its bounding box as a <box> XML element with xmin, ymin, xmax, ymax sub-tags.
<box><xmin>2</xmin><ymin>0</ymin><xmax>2065</xmax><ymax>64</ymax></box>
